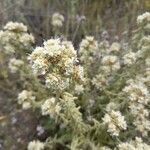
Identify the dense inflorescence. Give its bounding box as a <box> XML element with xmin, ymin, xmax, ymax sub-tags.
<box><xmin>29</xmin><ymin>39</ymin><xmax>84</xmax><ymax>92</ymax></box>
<box><xmin>51</xmin><ymin>12</ymin><xmax>64</xmax><ymax>28</ymax></box>
<box><xmin>0</xmin><ymin>21</ymin><xmax>34</xmax><ymax>54</ymax></box>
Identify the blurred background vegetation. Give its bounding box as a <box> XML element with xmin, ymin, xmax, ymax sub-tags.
<box><xmin>0</xmin><ymin>0</ymin><xmax>150</xmax><ymax>45</ymax></box>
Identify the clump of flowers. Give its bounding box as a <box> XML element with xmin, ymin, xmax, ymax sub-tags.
<box><xmin>0</xmin><ymin>21</ymin><xmax>34</xmax><ymax>54</ymax></box>
<box><xmin>109</xmin><ymin>42</ymin><xmax>121</xmax><ymax>52</ymax></box>
<box><xmin>30</xmin><ymin>39</ymin><xmax>84</xmax><ymax>92</ymax></box>
<box><xmin>123</xmin><ymin>51</ymin><xmax>137</xmax><ymax>66</ymax></box>
<box><xmin>92</xmin><ymin>74</ymin><xmax>108</xmax><ymax>89</ymax></box>
<box><xmin>79</xmin><ymin>36</ymin><xmax>98</xmax><ymax>64</ymax></box>
<box><xmin>51</xmin><ymin>12</ymin><xmax>64</xmax><ymax>28</ymax></box>
<box><xmin>0</xmin><ymin>21</ymin><xmax>35</xmax><ymax>88</ymax></box>
<box><xmin>4</xmin><ymin>22</ymin><xmax>28</xmax><ymax>32</ymax></box>
<box><xmin>74</xmin><ymin>84</ymin><xmax>84</xmax><ymax>95</ymax></box>
<box><xmin>18</xmin><ymin>90</ymin><xmax>36</xmax><ymax>110</ymax></box>
<box><xmin>123</xmin><ymin>79</ymin><xmax>149</xmax><ymax>105</ymax></box>
<box><xmin>117</xmin><ymin>137</ymin><xmax>150</xmax><ymax>150</ymax></box>
<box><xmin>137</xmin><ymin>12</ymin><xmax>150</xmax><ymax>24</ymax></box>
<box><xmin>8</xmin><ymin>58</ymin><xmax>24</xmax><ymax>73</ymax></box>
<box><xmin>28</xmin><ymin>140</ymin><xmax>44</xmax><ymax>150</ymax></box>
<box><xmin>102</xmin><ymin>110</ymin><xmax>127</xmax><ymax>136</ymax></box>
<box><xmin>123</xmin><ymin>79</ymin><xmax>150</xmax><ymax>136</ymax></box>
<box><xmin>121</xmin><ymin>12</ymin><xmax>150</xmax><ymax>138</ymax></box>
<box><xmin>41</xmin><ymin>97</ymin><xmax>61</xmax><ymax>118</ymax></box>
<box><xmin>101</xmin><ymin>55</ymin><xmax>120</xmax><ymax>73</ymax></box>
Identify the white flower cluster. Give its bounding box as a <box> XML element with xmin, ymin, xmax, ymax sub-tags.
<box><xmin>109</xmin><ymin>42</ymin><xmax>121</xmax><ymax>52</ymax></box>
<box><xmin>98</xmin><ymin>40</ymin><xmax>110</xmax><ymax>54</ymax></box>
<box><xmin>101</xmin><ymin>55</ymin><xmax>120</xmax><ymax>73</ymax></box>
<box><xmin>8</xmin><ymin>58</ymin><xmax>24</xmax><ymax>73</ymax></box>
<box><xmin>106</xmin><ymin>102</ymin><xmax>118</xmax><ymax>112</ymax></box>
<box><xmin>123</xmin><ymin>80</ymin><xmax>149</xmax><ymax>105</ymax></box>
<box><xmin>41</xmin><ymin>97</ymin><xmax>61</xmax><ymax>118</ymax></box>
<box><xmin>92</xmin><ymin>74</ymin><xmax>108</xmax><ymax>89</ymax></box>
<box><xmin>123</xmin><ymin>79</ymin><xmax>150</xmax><ymax>136</ymax></box>
<box><xmin>4</xmin><ymin>21</ymin><xmax>27</xmax><ymax>32</ymax></box>
<box><xmin>100</xmin><ymin>146</ymin><xmax>111</xmax><ymax>150</ymax></box>
<box><xmin>79</xmin><ymin>36</ymin><xmax>98</xmax><ymax>63</ymax></box>
<box><xmin>80</xmin><ymin>36</ymin><xmax>98</xmax><ymax>53</ymax></box>
<box><xmin>102</xmin><ymin>110</ymin><xmax>127</xmax><ymax>136</ymax></box>
<box><xmin>79</xmin><ymin>38</ymin><xmax>122</xmax><ymax>93</ymax></box>
<box><xmin>0</xmin><ymin>22</ymin><xmax>34</xmax><ymax>54</ymax></box>
<box><xmin>117</xmin><ymin>137</ymin><xmax>150</xmax><ymax>150</ymax></box>
<box><xmin>137</xmin><ymin>12</ymin><xmax>150</xmax><ymax>24</ymax></box>
<box><xmin>123</xmin><ymin>51</ymin><xmax>137</xmax><ymax>66</ymax></box>
<box><xmin>30</xmin><ymin>39</ymin><xmax>84</xmax><ymax>91</ymax></box>
<box><xmin>18</xmin><ymin>90</ymin><xmax>35</xmax><ymax>110</ymax></box>
<box><xmin>88</xmin><ymin>41</ymin><xmax>122</xmax><ymax>90</ymax></box>
<box><xmin>28</xmin><ymin>140</ymin><xmax>44</xmax><ymax>150</ymax></box>
<box><xmin>74</xmin><ymin>84</ymin><xmax>84</xmax><ymax>95</ymax></box>
<box><xmin>45</xmin><ymin>73</ymin><xmax>70</xmax><ymax>91</ymax></box>
<box><xmin>51</xmin><ymin>12</ymin><xmax>64</xmax><ymax>28</ymax></box>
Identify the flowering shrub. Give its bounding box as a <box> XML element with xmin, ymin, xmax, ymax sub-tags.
<box><xmin>0</xmin><ymin>12</ymin><xmax>150</xmax><ymax>150</ymax></box>
<box><xmin>0</xmin><ymin>21</ymin><xmax>34</xmax><ymax>80</ymax></box>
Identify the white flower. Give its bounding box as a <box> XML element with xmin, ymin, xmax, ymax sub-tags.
<box><xmin>102</xmin><ymin>55</ymin><xmax>119</xmax><ymax>65</ymax></box>
<box><xmin>30</xmin><ymin>38</ymin><xmax>83</xmax><ymax>92</ymax></box>
<box><xmin>75</xmin><ymin>84</ymin><xmax>84</xmax><ymax>95</ymax></box>
<box><xmin>73</xmin><ymin>65</ymin><xmax>85</xmax><ymax>82</ymax></box>
<box><xmin>1</xmin><ymin>31</ymin><xmax>17</xmax><ymax>43</ymax></box>
<box><xmin>28</xmin><ymin>140</ymin><xmax>44</xmax><ymax>150</ymax></box>
<box><xmin>59</xmin><ymin>57</ymin><xmax>75</xmax><ymax>75</ymax></box>
<box><xmin>32</xmin><ymin>57</ymin><xmax>48</xmax><ymax>75</ymax></box>
<box><xmin>117</xmin><ymin>137</ymin><xmax>150</xmax><ymax>150</ymax></box>
<box><xmin>92</xmin><ymin>74</ymin><xmax>108</xmax><ymax>89</ymax></box>
<box><xmin>29</xmin><ymin>47</ymin><xmax>45</xmax><ymax>60</ymax></box>
<box><xmin>137</xmin><ymin>12</ymin><xmax>150</xmax><ymax>24</ymax></box>
<box><xmin>41</xmin><ymin>98</ymin><xmax>61</xmax><ymax>117</ymax></box>
<box><xmin>8</xmin><ymin>58</ymin><xmax>24</xmax><ymax>73</ymax></box>
<box><xmin>45</xmin><ymin>73</ymin><xmax>69</xmax><ymax>91</ymax></box>
<box><xmin>102</xmin><ymin>55</ymin><xmax>120</xmax><ymax>73</ymax></box>
<box><xmin>22</xmin><ymin>101</ymin><xmax>32</xmax><ymax>110</ymax></box>
<box><xmin>123</xmin><ymin>80</ymin><xmax>149</xmax><ymax>105</ymax></box>
<box><xmin>100</xmin><ymin>146</ymin><xmax>112</xmax><ymax>150</ymax></box>
<box><xmin>102</xmin><ymin>110</ymin><xmax>127</xmax><ymax>136</ymax></box>
<box><xmin>133</xmin><ymin>116</ymin><xmax>150</xmax><ymax>136</ymax></box>
<box><xmin>123</xmin><ymin>52</ymin><xmax>137</xmax><ymax>66</ymax></box>
<box><xmin>123</xmin><ymin>78</ymin><xmax>150</xmax><ymax>136</ymax></box>
<box><xmin>117</xmin><ymin>142</ymin><xmax>135</xmax><ymax>150</ymax></box>
<box><xmin>131</xmin><ymin>137</ymin><xmax>150</xmax><ymax>149</ymax></box>
<box><xmin>129</xmin><ymin>103</ymin><xmax>149</xmax><ymax>117</ymax></box>
<box><xmin>43</xmin><ymin>39</ymin><xmax>62</xmax><ymax>57</ymax></box>
<box><xmin>106</xmin><ymin>102</ymin><xmax>118</xmax><ymax>112</ymax></box>
<box><xmin>62</xmin><ymin>41</ymin><xmax>77</xmax><ymax>57</ymax></box>
<box><xmin>0</xmin><ymin>22</ymin><xmax>34</xmax><ymax>54</ymax></box>
<box><xmin>51</xmin><ymin>12</ymin><xmax>64</xmax><ymax>27</ymax></box>
<box><xmin>4</xmin><ymin>22</ymin><xmax>28</xmax><ymax>32</ymax></box>
<box><xmin>79</xmin><ymin>36</ymin><xmax>98</xmax><ymax>56</ymax></box>
<box><xmin>109</xmin><ymin>42</ymin><xmax>121</xmax><ymax>52</ymax></box>
<box><xmin>18</xmin><ymin>90</ymin><xmax>35</xmax><ymax>110</ymax></box>
<box><xmin>19</xmin><ymin>33</ymin><xmax>35</xmax><ymax>46</ymax></box>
